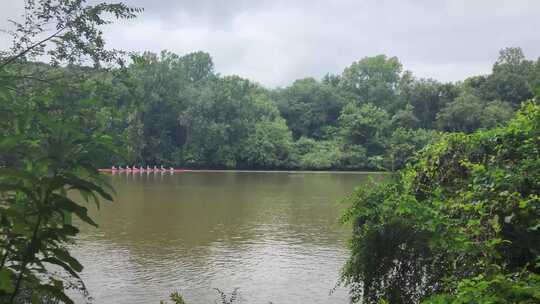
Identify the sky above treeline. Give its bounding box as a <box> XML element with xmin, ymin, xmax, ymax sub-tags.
<box><xmin>1</xmin><ymin>0</ymin><xmax>539</xmax><ymax>87</ymax></box>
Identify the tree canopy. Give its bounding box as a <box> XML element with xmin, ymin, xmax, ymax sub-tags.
<box><xmin>32</xmin><ymin>46</ymin><xmax>533</xmax><ymax>172</ymax></box>
<box><xmin>341</xmin><ymin>101</ymin><xmax>540</xmax><ymax>304</ymax></box>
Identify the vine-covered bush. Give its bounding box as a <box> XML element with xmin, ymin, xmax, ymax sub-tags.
<box><xmin>341</xmin><ymin>101</ymin><xmax>540</xmax><ymax>303</ymax></box>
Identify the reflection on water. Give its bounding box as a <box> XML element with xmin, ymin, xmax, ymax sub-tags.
<box><xmin>71</xmin><ymin>171</ymin><xmax>383</xmax><ymax>304</ymax></box>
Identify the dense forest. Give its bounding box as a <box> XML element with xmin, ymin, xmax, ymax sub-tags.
<box><xmin>4</xmin><ymin>46</ymin><xmax>539</xmax><ymax>171</ymax></box>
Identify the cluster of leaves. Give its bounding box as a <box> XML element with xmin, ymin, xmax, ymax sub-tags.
<box><xmin>1</xmin><ymin>0</ymin><xmax>141</xmax><ymax>68</ymax></box>
<box><xmin>160</xmin><ymin>289</ymin><xmax>241</xmax><ymax>304</ymax></box>
<box><xmin>0</xmin><ymin>102</ymin><xmax>115</xmax><ymax>303</ymax></box>
<box><xmin>340</xmin><ymin>101</ymin><xmax>540</xmax><ymax>303</ymax></box>
<box><xmin>160</xmin><ymin>292</ymin><xmax>188</xmax><ymax>304</ymax></box>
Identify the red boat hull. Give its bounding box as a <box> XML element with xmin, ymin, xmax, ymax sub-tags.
<box><xmin>98</xmin><ymin>169</ymin><xmax>189</xmax><ymax>173</ymax></box>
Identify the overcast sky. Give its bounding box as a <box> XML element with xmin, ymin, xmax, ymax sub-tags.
<box><xmin>1</xmin><ymin>0</ymin><xmax>539</xmax><ymax>87</ymax></box>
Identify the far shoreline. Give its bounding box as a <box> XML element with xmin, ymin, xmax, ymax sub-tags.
<box><xmin>182</xmin><ymin>169</ymin><xmax>388</xmax><ymax>174</ymax></box>
<box><xmin>101</xmin><ymin>168</ymin><xmax>389</xmax><ymax>174</ymax></box>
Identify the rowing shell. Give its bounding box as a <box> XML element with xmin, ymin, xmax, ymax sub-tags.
<box><xmin>98</xmin><ymin>169</ymin><xmax>189</xmax><ymax>173</ymax></box>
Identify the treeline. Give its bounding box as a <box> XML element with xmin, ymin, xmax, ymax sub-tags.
<box><xmin>4</xmin><ymin>47</ymin><xmax>537</xmax><ymax>170</ymax></box>
<box><xmin>48</xmin><ymin>47</ymin><xmax>535</xmax><ymax>170</ymax></box>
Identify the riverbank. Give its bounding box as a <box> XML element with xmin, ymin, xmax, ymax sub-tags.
<box><xmin>100</xmin><ymin>168</ymin><xmax>389</xmax><ymax>175</ymax></box>
<box><xmin>180</xmin><ymin>169</ymin><xmax>388</xmax><ymax>174</ymax></box>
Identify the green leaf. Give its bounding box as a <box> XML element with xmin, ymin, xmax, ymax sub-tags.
<box><xmin>60</xmin><ymin>224</ymin><xmax>79</xmax><ymax>236</ymax></box>
<box><xmin>0</xmin><ymin>182</ymin><xmax>35</xmax><ymax>199</ymax></box>
<box><xmin>51</xmin><ymin>194</ymin><xmax>98</xmax><ymax>227</ymax></box>
<box><xmin>0</xmin><ymin>135</ymin><xmax>21</xmax><ymax>151</ymax></box>
<box><xmin>38</xmin><ymin>284</ymin><xmax>75</xmax><ymax>304</ymax></box>
<box><xmin>41</xmin><ymin>257</ymin><xmax>81</xmax><ymax>279</ymax></box>
<box><xmin>0</xmin><ymin>168</ymin><xmax>36</xmax><ymax>183</ymax></box>
<box><xmin>0</xmin><ymin>268</ymin><xmax>15</xmax><ymax>293</ymax></box>
<box><xmin>12</xmin><ymin>220</ymin><xmax>32</xmax><ymax>237</ymax></box>
<box><xmin>62</xmin><ymin>174</ymin><xmax>114</xmax><ymax>202</ymax></box>
<box><xmin>51</xmin><ymin>248</ymin><xmax>83</xmax><ymax>272</ymax></box>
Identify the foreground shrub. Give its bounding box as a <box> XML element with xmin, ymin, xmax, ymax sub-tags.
<box><xmin>341</xmin><ymin>101</ymin><xmax>540</xmax><ymax>303</ymax></box>
<box><xmin>160</xmin><ymin>289</ymin><xmax>240</xmax><ymax>304</ymax></box>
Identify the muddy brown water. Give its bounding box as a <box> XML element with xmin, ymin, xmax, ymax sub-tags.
<box><xmin>71</xmin><ymin>171</ymin><xmax>385</xmax><ymax>304</ymax></box>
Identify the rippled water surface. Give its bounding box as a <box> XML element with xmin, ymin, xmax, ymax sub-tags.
<box><xmin>71</xmin><ymin>171</ymin><xmax>383</xmax><ymax>304</ymax></box>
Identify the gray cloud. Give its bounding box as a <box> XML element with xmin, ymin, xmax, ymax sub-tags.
<box><xmin>1</xmin><ymin>0</ymin><xmax>539</xmax><ymax>87</ymax></box>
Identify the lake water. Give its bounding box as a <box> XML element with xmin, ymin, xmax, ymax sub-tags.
<box><xmin>71</xmin><ymin>171</ymin><xmax>382</xmax><ymax>304</ymax></box>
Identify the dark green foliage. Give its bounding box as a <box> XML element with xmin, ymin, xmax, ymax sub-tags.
<box><xmin>124</xmin><ymin>51</ymin><xmax>204</xmax><ymax>165</ymax></box>
<box><xmin>436</xmin><ymin>94</ymin><xmax>516</xmax><ymax>133</ymax></box>
<box><xmin>0</xmin><ymin>72</ymin><xmax>119</xmax><ymax>302</ymax></box>
<box><xmin>436</xmin><ymin>93</ymin><xmax>486</xmax><ymax>132</ymax></box>
<box><xmin>292</xmin><ymin>138</ymin><xmax>345</xmax><ymax>170</ymax></box>
<box><xmin>405</xmin><ymin>79</ymin><xmax>459</xmax><ymax>129</ymax></box>
<box><xmin>339</xmin><ymin>103</ymin><xmax>390</xmax><ymax>155</ymax></box>
<box><xmin>484</xmin><ymin>47</ymin><xmax>536</xmax><ymax>105</ymax></box>
<box><xmin>242</xmin><ymin>118</ymin><xmax>294</xmax><ymax>168</ymax></box>
<box><xmin>341</xmin><ymin>101</ymin><xmax>540</xmax><ymax>303</ymax></box>
<box><xmin>0</xmin><ymin>102</ymin><xmax>115</xmax><ymax>302</ymax></box>
<box><xmin>276</xmin><ymin>78</ymin><xmax>345</xmax><ymax>139</ymax></box>
<box><xmin>424</xmin><ymin>272</ymin><xmax>540</xmax><ymax>304</ymax></box>
<box><xmin>480</xmin><ymin>100</ymin><xmax>515</xmax><ymax>129</ymax></box>
<box><xmin>463</xmin><ymin>48</ymin><xmax>538</xmax><ymax>109</ymax></box>
<box><xmin>391</xmin><ymin>104</ymin><xmax>420</xmax><ymax>129</ymax></box>
<box><xmin>0</xmin><ymin>1</ymin><xmax>139</xmax><ymax>302</ymax></box>
<box><xmin>5</xmin><ymin>47</ymin><xmax>533</xmax><ymax>172</ymax></box>
<box><xmin>385</xmin><ymin>128</ymin><xmax>441</xmax><ymax>171</ymax></box>
<box><xmin>180</xmin><ymin>76</ymin><xmax>279</xmax><ymax>168</ymax></box>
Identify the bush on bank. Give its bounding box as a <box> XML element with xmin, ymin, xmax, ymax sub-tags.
<box><xmin>340</xmin><ymin>101</ymin><xmax>540</xmax><ymax>303</ymax></box>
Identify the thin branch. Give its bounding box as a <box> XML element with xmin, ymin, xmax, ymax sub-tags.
<box><xmin>0</xmin><ymin>74</ymin><xmax>66</xmax><ymax>84</ymax></box>
<box><xmin>0</xmin><ymin>26</ymin><xmax>65</xmax><ymax>70</ymax></box>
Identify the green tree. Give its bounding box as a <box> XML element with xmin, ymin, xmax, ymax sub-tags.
<box><xmin>467</xmin><ymin>48</ymin><xmax>535</xmax><ymax>106</ymax></box>
<box><xmin>276</xmin><ymin>78</ymin><xmax>345</xmax><ymax>139</ymax></box>
<box><xmin>242</xmin><ymin>118</ymin><xmax>293</xmax><ymax>168</ymax></box>
<box><xmin>338</xmin><ymin>144</ymin><xmax>368</xmax><ymax>170</ymax></box>
<box><xmin>479</xmin><ymin>100</ymin><xmax>515</xmax><ymax>129</ymax></box>
<box><xmin>436</xmin><ymin>93</ymin><xmax>485</xmax><ymax>132</ymax></box>
<box><xmin>180</xmin><ymin>76</ymin><xmax>278</xmax><ymax>168</ymax></box>
<box><xmin>292</xmin><ymin>138</ymin><xmax>344</xmax><ymax>170</ymax></box>
<box><xmin>119</xmin><ymin>50</ymin><xmax>216</xmax><ymax>165</ymax></box>
<box><xmin>384</xmin><ymin>128</ymin><xmax>441</xmax><ymax>171</ymax></box>
<box><xmin>339</xmin><ymin>102</ymin><xmax>390</xmax><ymax>155</ymax></box>
<box><xmin>405</xmin><ymin>79</ymin><xmax>458</xmax><ymax>128</ymax></box>
<box><xmin>339</xmin><ymin>55</ymin><xmax>402</xmax><ymax>108</ymax></box>
<box><xmin>177</xmin><ymin>51</ymin><xmax>216</xmax><ymax>85</ymax></box>
<box><xmin>341</xmin><ymin>101</ymin><xmax>540</xmax><ymax>304</ymax></box>
<box><xmin>391</xmin><ymin>103</ymin><xmax>420</xmax><ymax>129</ymax></box>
